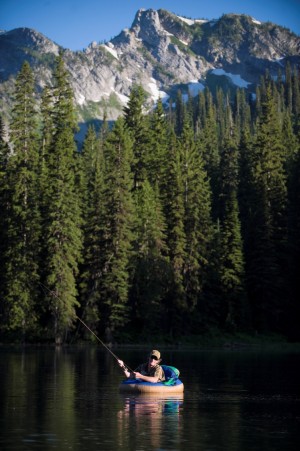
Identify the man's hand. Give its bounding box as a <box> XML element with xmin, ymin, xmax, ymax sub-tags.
<box><xmin>118</xmin><ymin>360</ymin><xmax>130</xmax><ymax>378</ymax></box>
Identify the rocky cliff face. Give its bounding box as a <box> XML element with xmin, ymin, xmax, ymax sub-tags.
<box><xmin>0</xmin><ymin>9</ymin><xmax>299</xmax><ymax>123</ymax></box>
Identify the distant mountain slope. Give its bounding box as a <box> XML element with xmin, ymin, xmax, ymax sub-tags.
<box><xmin>0</xmin><ymin>9</ymin><xmax>299</xmax><ymax>123</ymax></box>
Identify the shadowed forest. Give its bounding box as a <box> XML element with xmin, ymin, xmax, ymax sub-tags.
<box><xmin>0</xmin><ymin>55</ymin><xmax>299</xmax><ymax>344</ymax></box>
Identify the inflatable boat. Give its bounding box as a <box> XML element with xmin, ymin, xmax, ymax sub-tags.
<box><xmin>119</xmin><ymin>365</ymin><xmax>184</xmax><ymax>394</ymax></box>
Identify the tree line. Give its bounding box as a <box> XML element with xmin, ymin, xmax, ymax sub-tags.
<box><xmin>0</xmin><ymin>55</ymin><xmax>299</xmax><ymax>344</ymax></box>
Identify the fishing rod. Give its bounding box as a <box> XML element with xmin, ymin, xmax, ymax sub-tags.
<box><xmin>39</xmin><ymin>282</ymin><xmax>133</xmax><ymax>373</ymax></box>
<box><xmin>75</xmin><ymin>315</ymin><xmax>133</xmax><ymax>372</ymax></box>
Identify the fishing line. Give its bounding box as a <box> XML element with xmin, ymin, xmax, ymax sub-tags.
<box><xmin>39</xmin><ymin>282</ymin><xmax>133</xmax><ymax>373</ymax></box>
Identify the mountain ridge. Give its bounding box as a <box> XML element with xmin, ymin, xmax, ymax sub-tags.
<box><xmin>0</xmin><ymin>8</ymin><xmax>299</xmax><ymax>124</ymax></box>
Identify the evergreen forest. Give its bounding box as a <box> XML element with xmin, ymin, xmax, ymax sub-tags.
<box><xmin>0</xmin><ymin>55</ymin><xmax>300</xmax><ymax>345</ymax></box>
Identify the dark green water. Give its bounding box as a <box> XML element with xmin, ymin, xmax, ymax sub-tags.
<box><xmin>0</xmin><ymin>346</ymin><xmax>299</xmax><ymax>450</ymax></box>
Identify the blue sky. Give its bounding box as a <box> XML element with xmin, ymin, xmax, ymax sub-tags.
<box><xmin>1</xmin><ymin>0</ymin><xmax>300</xmax><ymax>50</ymax></box>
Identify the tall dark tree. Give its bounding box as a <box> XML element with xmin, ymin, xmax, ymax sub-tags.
<box><xmin>216</xmin><ymin>88</ymin><xmax>226</xmax><ymax>142</ymax></box>
<box><xmin>236</xmin><ymin>88</ymin><xmax>254</xmax><ymax>252</ymax></box>
<box><xmin>284</xmin><ymin>63</ymin><xmax>293</xmax><ymax>114</ymax></box>
<box><xmin>197</xmin><ymin>90</ymin><xmax>220</xmax><ymax>219</ymax></box>
<box><xmin>39</xmin><ymin>85</ymin><xmax>55</xmax><ymax>261</ymax></box>
<box><xmin>4</xmin><ymin>61</ymin><xmax>41</xmax><ymax>339</ymax></box>
<box><xmin>162</xmin><ymin>128</ymin><xmax>187</xmax><ymax>332</ymax></box>
<box><xmin>238</xmin><ymin>119</ymin><xmax>255</xmax><ymax>305</ymax></box>
<box><xmin>130</xmin><ymin>179</ymin><xmax>170</xmax><ymax>334</ymax></box>
<box><xmin>175</xmin><ymin>90</ymin><xmax>185</xmax><ymax>136</ymax></box>
<box><xmin>234</xmin><ymin>88</ymin><xmax>252</xmax><ymax>141</ymax></box>
<box><xmin>123</xmin><ymin>85</ymin><xmax>148</xmax><ymax>190</ymax></box>
<box><xmin>79</xmin><ymin>125</ymin><xmax>105</xmax><ymax>334</ymax></box>
<box><xmin>99</xmin><ymin>117</ymin><xmax>134</xmax><ymax>337</ymax></box>
<box><xmin>291</xmin><ymin>66</ymin><xmax>300</xmax><ymax>118</ymax></box>
<box><xmin>218</xmin><ymin>111</ymin><xmax>246</xmax><ymax>331</ymax></box>
<box><xmin>282</xmin><ymin>109</ymin><xmax>298</xmax><ymax>174</ymax></box>
<box><xmin>180</xmin><ymin>119</ymin><xmax>213</xmax><ymax>313</ymax></box>
<box><xmin>42</xmin><ymin>54</ymin><xmax>82</xmax><ymax>344</ymax></box>
<box><xmin>195</xmin><ymin>90</ymin><xmax>206</xmax><ymax>131</ymax></box>
<box><xmin>0</xmin><ymin>117</ymin><xmax>10</xmax><ymax>332</ymax></box>
<box><xmin>146</xmin><ymin>98</ymin><xmax>168</xmax><ymax>188</ymax></box>
<box><xmin>248</xmin><ymin>83</ymin><xmax>288</xmax><ymax>333</ymax></box>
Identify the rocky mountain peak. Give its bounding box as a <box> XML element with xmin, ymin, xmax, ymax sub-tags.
<box><xmin>132</xmin><ymin>8</ymin><xmax>162</xmax><ymax>42</ymax></box>
<box><xmin>2</xmin><ymin>27</ymin><xmax>59</xmax><ymax>54</ymax></box>
<box><xmin>0</xmin><ymin>9</ymin><xmax>299</xmax><ymax>129</ymax></box>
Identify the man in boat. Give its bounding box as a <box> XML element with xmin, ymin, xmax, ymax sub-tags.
<box><xmin>118</xmin><ymin>349</ymin><xmax>165</xmax><ymax>383</ymax></box>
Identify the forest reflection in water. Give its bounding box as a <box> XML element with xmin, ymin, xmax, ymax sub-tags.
<box><xmin>0</xmin><ymin>345</ymin><xmax>299</xmax><ymax>450</ymax></box>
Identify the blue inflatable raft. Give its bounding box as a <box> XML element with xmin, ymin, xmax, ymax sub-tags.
<box><xmin>119</xmin><ymin>365</ymin><xmax>184</xmax><ymax>394</ymax></box>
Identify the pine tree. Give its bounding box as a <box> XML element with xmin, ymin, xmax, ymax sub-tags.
<box><xmin>161</xmin><ymin>128</ymin><xmax>187</xmax><ymax>332</ymax></box>
<box><xmin>4</xmin><ymin>61</ymin><xmax>41</xmax><ymax>339</ymax></box>
<box><xmin>235</xmin><ymin>88</ymin><xmax>254</xmax><ymax>254</ymax></box>
<box><xmin>197</xmin><ymin>90</ymin><xmax>220</xmax><ymax>219</ymax></box>
<box><xmin>238</xmin><ymin>119</ymin><xmax>254</xmax><ymax>302</ymax></box>
<box><xmin>79</xmin><ymin>125</ymin><xmax>105</xmax><ymax>334</ymax></box>
<box><xmin>99</xmin><ymin>117</ymin><xmax>134</xmax><ymax>337</ymax></box>
<box><xmin>123</xmin><ymin>85</ymin><xmax>148</xmax><ymax>189</ymax></box>
<box><xmin>40</xmin><ymin>85</ymin><xmax>55</xmax><ymax>150</ymax></box>
<box><xmin>291</xmin><ymin>66</ymin><xmax>300</xmax><ymax>118</ymax></box>
<box><xmin>42</xmin><ymin>54</ymin><xmax>82</xmax><ymax>344</ymax></box>
<box><xmin>234</xmin><ymin>88</ymin><xmax>252</xmax><ymax>141</ymax></box>
<box><xmin>39</xmin><ymin>85</ymin><xmax>55</xmax><ymax>251</ymax></box>
<box><xmin>292</xmin><ymin>68</ymin><xmax>300</xmax><ymax>141</ymax></box>
<box><xmin>130</xmin><ymin>179</ymin><xmax>170</xmax><ymax>333</ymax></box>
<box><xmin>284</xmin><ymin>63</ymin><xmax>293</xmax><ymax>114</ymax></box>
<box><xmin>146</xmin><ymin>99</ymin><xmax>168</xmax><ymax>188</ymax></box>
<box><xmin>162</xmin><ymin>119</ymin><xmax>213</xmax><ymax>334</ymax></box>
<box><xmin>216</xmin><ymin>88</ymin><xmax>226</xmax><ymax>142</ymax></box>
<box><xmin>195</xmin><ymin>90</ymin><xmax>206</xmax><ymax>131</ymax></box>
<box><xmin>175</xmin><ymin>90</ymin><xmax>185</xmax><ymax>135</ymax></box>
<box><xmin>282</xmin><ymin>109</ymin><xmax>298</xmax><ymax>174</ymax></box>
<box><xmin>180</xmin><ymin>119</ymin><xmax>213</xmax><ymax>313</ymax></box>
<box><xmin>248</xmin><ymin>83</ymin><xmax>288</xmax><ymax>333</ymax></box>
<box><xmin>218</xmin><ymin>110</ymin><xmax>246</xmax><ymax>331</ymax></box>
<box><xmin>0</xmin><ymin>117</ymin><xmax>10</xmax><ymax>332</ymax></box>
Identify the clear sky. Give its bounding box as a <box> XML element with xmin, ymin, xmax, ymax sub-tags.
<box><xmin>1</xmin><ymin>0</ymin><xmax>299</xmax><ymax>51</ymax></box>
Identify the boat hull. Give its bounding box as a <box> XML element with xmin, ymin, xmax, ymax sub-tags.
<box><xmin>119</xmin><ymin>379</ymin><xmax>184</xmax><ymax>394</ymax></box>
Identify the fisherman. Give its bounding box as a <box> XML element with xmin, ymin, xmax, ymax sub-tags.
<box><xmin>118</xmin><ymin>349</ymin><xmax>165</xmax><ymax>383</ymax></box>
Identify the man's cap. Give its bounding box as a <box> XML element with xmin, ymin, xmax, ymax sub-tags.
<box><xmin>149</xmin><ymin>349</ymin><xmax>161</xmax><ymax>359</ymax></box>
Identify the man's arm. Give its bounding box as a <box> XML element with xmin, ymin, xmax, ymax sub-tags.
<box><xmin>134</xmin><ymin>372</ymin><xmax>159</xmax><ymax>383</ymax></box>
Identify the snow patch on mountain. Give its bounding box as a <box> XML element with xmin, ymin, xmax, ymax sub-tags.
<box><xmin>251</xmin><ymin>18</ymin><xmax>262</xmax><ymax>25</ymax></box>
<box><xmin>211</xmin><ymin>69</ymin><xmax>251</xmax><ymax>88</ymax></box>
<box><xmin>177</xmin><ymin>16</ymin><xmax>208</xmax><ymax>26</ymax></box>
<box><xmin>100</xmin><ymin>43</ymin><xmax>119</xmax><ymax>60</ymax></box>
<box><xmin>148</xmin><ymin>78</ymin><xmax>169</xmax><ymax>102</ymax></box>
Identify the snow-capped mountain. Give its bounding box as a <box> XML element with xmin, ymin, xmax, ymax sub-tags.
<box><xmin>0</xmin><ymin>8</ymin><xmax>299</xmax><ymax>123</ymax></box>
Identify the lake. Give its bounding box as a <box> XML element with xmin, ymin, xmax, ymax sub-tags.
<box><xmin>0</xmin><ymin>345</ymin><xmax>299</xmax><ymax>450</ymax></box>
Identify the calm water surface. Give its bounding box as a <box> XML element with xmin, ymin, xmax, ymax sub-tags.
<box><xmin>0</xmin><ymin>346</ymin><xmax>299</xmax><ymax>450</ymax></box>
